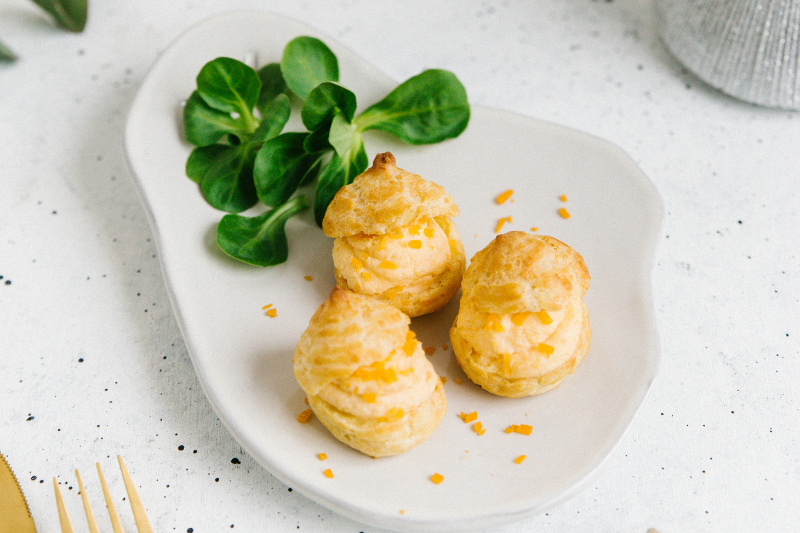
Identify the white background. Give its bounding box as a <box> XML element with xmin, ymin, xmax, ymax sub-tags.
<box><xmin>1</xmin><ymin>0</ymin><xmax>798</xmax><ymax>531</ymax></box>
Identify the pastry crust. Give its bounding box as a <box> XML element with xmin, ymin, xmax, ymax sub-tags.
<box><xmin>450</xmin><ymin>232</ymin><xmax>591</xmax><ymax>397</ymax></box>
<box><xmin>293</xmin><ymin>287</ymin><xmax>446</xmax><ymax>457</ymax></box>
<box><xmin>323</xmin><ymin>153</ymin><xmax>465</xmax><ymax>317</ymax></box>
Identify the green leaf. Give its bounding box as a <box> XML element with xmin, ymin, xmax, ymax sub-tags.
<box><xmin>356</xmin><ymin>69</ymin><xmax>470</xmax><ymax>145</ymax></box>
<box><xmin>196</xmin><ymin>57</ymin><xmax>261</xmax><ymax>131</ymax></box>
<box><xmin>249</xmin><ymin>93</ymin><xmax>291</xmax><ymax>144</ymax></box>
<box><xmin>281</xmin><ymin>36</ymin><xmax>339</xmax><ymax>99</ymax></box>
<box><xmin>183</xmin><ymin>91</ymin><xmax>245</xmax><ymax>147</ymax></box>
<box><xmin>301</xmin><ymin>82</ymin><xmax>357</xmax><ymax>132</ymax></box>
<box><xmin>314</xmin><ymin>140</ymin><xmax>368</xmax><ymax>226</ymax></box>
<box><xmin>217</xmin><ymin>195</ymin><xmax>309</xmax><ymax>266</ymax></box>
<box><xmin>198</xmin><ymin>144</ymin><xmax>258</xmax><ymax>213</ymax></box>
<box><xmin>257</xmin><ymin>62</ymin><xmax>287</xmax><ymax>115</ymax></box>
<box><xmin>254</xmin><ymin>132</ymin><xmax>323</xmax><ymax>207</ymax></box>
<box><xmin>0</xmin><ymin>39</ymin><xmax>17</xmax><ymax>61</ymax></box>
<box><xmin>186</xmin><ymin>144</ymin><xmax>229</xmax><ymax>184</ymax></box>
<box><xmin>31</xmin><ymin>0</ymin><xmax>87</xmax><ymax>32</ymax></box>
<box><xmin>328</xmin><ymin>114</ymin><xmax>360</xmax><ymax>158</ymax></box>
<box><xmin>303</xmin><ymin>128</ymin><xmax>333</xmax><ymax>153</ymax></box>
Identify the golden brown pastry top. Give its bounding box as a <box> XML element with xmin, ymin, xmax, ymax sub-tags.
<box><xmin>322</xmin><ymin>152</ymin><xmax>459</xmax><ymax>238</ymax></box>
<box><xmin>293</xmin><ymin>286</ymin><xmax>410</xmax><ymax>396</ymax></box>
<box><xmin>461</xmin><ymin>232</ymin><xmax>590</xmax><ymax>315</ymax></box>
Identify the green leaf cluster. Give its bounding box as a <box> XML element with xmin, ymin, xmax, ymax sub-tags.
<box><xmin>183</xmin><ymin>36</ymin><xmax>470</xmax><ymax>267</ymax></box>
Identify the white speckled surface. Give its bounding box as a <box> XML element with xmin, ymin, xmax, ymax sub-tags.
<box><xmin>1</xmin><ymin>1</ymin><xmax>798</xmax><ymax>532</ymax></box>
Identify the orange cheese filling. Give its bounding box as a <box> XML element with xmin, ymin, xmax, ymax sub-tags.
<box><xmin>537</xmin><ymin>343</ymin><xmax>555</xmax><ymax>355</ymax></box>
<box><xmin>535</xmin><ymin>309</ymin><xmax>553</xmax><ymax>325</ymax></box>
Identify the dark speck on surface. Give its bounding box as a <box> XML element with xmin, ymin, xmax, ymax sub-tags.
<box><xmin>26</xmin><ymin>415</ymin><xmax>34</xmax><ymax>421</ymax></box>
<box><xmin>178</xmin><ymin>445</ymin><xmax>184</xmax><ymax>451</ymax></box>
<box><xmin>78</xmin><ymin>358</ymin><xmax>84</xmax><ymax>363</ymax></box>
<box><xmin>231</xmin><ymin>457</ymin><xmax>241</xmax><ymax>464</ymax></box>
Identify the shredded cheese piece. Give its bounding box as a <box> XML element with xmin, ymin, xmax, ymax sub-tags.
<box><xmin>262</xmin><ymin>304</ymin><xmax>273</xmax><ymax>310</ymax></box>
<box><xmin>304</xmin><ymin>275</ymin><xmax>313</xmax><ymax>281</ymax></box>
<box><xmin>388</xmin><ymin>230</ymin><xmax>403</xmax><ymax>239</ymax></box>
<box><xmin>560</xmin><ymin>194</ymin><xmax>567</xmax><ymax>202</ymax></box>
<box><xmin>424</xmin><ymin>227</ymin><xmax>434</xmax><ymax>238</ymax></box>
<box><xmin>495</xmin><ymin>217</ymin><xmax>511</xmax><ymax>233</ymax></box>
<box><xmin>408</xmin><ymin>224</ymin><xmax>421</xmax><ymax>235</ymax></box>
<box><xmin>408</xmin><ymin>239</ymin><xmax>422</xmax><ymax>249</ymax></box>
<box><xmin>360</xmin><ymin>271</ymin><xmax>373</xmax><ymax>281</ymax></box>
<box><xmin>514</xmin><ymin>455</ymin><xmax>527</xmax><ymax>464</ymax></box>
<box><xmin>485</xmin><ymin>313</ymin><xmax>505</xmax><ymax>332</ymax></box>
<box><xmin>403</xmin><ymin>331</ymin><xmax>417</xmax><ymax>356</ymax></box>
<box><xmin>504</xmin><ymin>425</ymin><xmax>515</xmax><ymax>433</ymax></box>
<box><xmin>318</xmin><ymin>453</ymin><xmax>327</xmax><ymax>461</ymax></box>
<box><xmin>323</xmin><ymin>468</ymin><xmax>333</xmax><ymax>478</ymax></box>
<box><xmin>383</xmin><ymin>408</ymin><xmax>404</xmax><ymax>421</ymax></box>
<box><xmin>424</xmin><ymin>346</ymin><xmax>435</xmax><ymax>355</ymax></box>
<box><xmin>377</xmin><ymin>236</ymin><xmax>388</xmax><ymax>250</ymax></box>
<box><xmin>442</xmin><ymin>344</ymin><xmax>448</xmax><ymax>350</ymax></box>
<box><xmin>430</xmin><ymin>473</ymin><xmax>444</xmax><ymax>484</ymax></box>
<box><xmin>297</xmin><ymin>409</ymin><xmax>313</xmax><ymax>423</ymax></box>
<box><xmin>537</xmin><ymin>343</ymin><xmax>555</xmax><ymax>355</ymax></box>
<box><xmin>461</xmin><ymin>411</ymin><xmax>478</xmax><ymax>423</ymax></box>
<box><xmin>441</xmin><ymin>376</ymin><xmax>447</xmax><ymax>384</ymax></box>
<box><xmin>535</xmin><ymin>309</ymin><xmax>553</xmax><ymax>325</ymax></box>
<box><xmin>558</xmin><ymin>207</ymin><xmax>570</xmax><ymax>219</ymax></box>
<box><xmin>503</xmin><ymin>353</ymin><xmax>512</xmax><ymax>375</ymax></box>
<box><xmin>530</xmin><ymin>227</ymin><xmax>539</xmax><ymax>232</ymax></box>
<box><xmin>496</xmin><ymin>189</ymin><xmax>514</xmax><ymax>204</ymax></box>
<box><xmin>474</xmin><ymin>421</ymin><xmax>483</xmax><ymax>433</ymax></box>
<box><xmin>380</xmin><ymin>260</ymin><xmax>397</xmax><ymax>269</ymax></box>
<box><xmin>266</xmin><ymin>308</ymin><xmax>278</xmax><ymax>318</ymax></box>
<box><xmin>304</xmin><ymin>397</ymin><xmax>309</xmax><ymax>404</ymax></box>
<box><xmin>384</xmin><ymin>286</ymin><xmax>404</xmax><ymax>298</ymax></box>
<box><xmin>516</xmin><ymin>424</ymin><xmax>533</xmax><ymax>435</ymax></box>
<box><xmin>353</xmin><ymin>360</ymin><xmax>397</xmax><ymax>383</ymax></box>
<box><xmin>351</xmin><ymin>257</ymin><xmax>363</xmax><ymax>269</ymax></box>
<box><xmin>455</xmin><ymin>378</ymin><xmax>462</xmax><ymax>385</ymax></box>
<box><xmin>362</xmin><ymin>392</ymin><xmax>377</xmax><ymax>403</ymax></box>
<box><xmin>510</xmin><ymin>312</ymin><xmax>530</xmax><ymax>327</ymax></box>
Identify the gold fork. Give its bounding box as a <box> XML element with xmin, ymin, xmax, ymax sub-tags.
<box><xmin>53</xmin><ymin>455</ymin><xmax>153</xmax><ymax>533</ymax></box>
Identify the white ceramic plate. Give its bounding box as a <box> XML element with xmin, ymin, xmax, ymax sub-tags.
<box><xmin>124</xmin><ymin>10</ymin><xmax>663</xmax><ymax>532</ymax></box>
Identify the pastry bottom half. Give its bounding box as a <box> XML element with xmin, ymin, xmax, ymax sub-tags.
<box><xmin>450</xmin><ymin>302</ymin><xmax>591</xmax><ymax>398</ymax></box>
<box><xmin>307</xmin><ymin>381</ymin><xmax>446</xmax><ymax>457</ymax></box>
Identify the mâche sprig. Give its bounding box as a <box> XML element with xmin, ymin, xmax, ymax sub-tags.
<box><xmin>183</xmin><ymin>36</ymin><xmax>470</xmax><ymax>266</ymax></box>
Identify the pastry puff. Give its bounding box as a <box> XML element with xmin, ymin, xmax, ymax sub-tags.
<box><xmin>449</xmin><ymin>232</ymin><xmax>591</xmax><ymax>398</ymax></box>
<box><xmin>293</xmin><ymin>287</ymin><xmax>446</xmax><ymax>457</ymax></box>
<box><xmin>322</xmin><ymin>152</ymin><xmax>466</xmax><ymax>317</ymax></box>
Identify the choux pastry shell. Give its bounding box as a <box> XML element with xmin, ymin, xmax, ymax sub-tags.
<box><xmin>450</xmin><ymin>232</ymin><xmax>591</xmax><ymax>398</ymax></box>
<box><xmin>322</xmin><ymin>152</ymin><xmax>466</xmax><ymax>317</ymax></box>
<box><xmin>293</xmin><ymin>287</ymin><xmax>446</xmax><ymax>457</ymax></box>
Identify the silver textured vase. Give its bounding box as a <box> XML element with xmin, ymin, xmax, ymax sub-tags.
<box><xmin>656</xmin><ymin>0</ymin><xmax>800</xmax><ymax>110</ymax></box>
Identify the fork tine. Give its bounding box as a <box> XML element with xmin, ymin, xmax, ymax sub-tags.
<box><xmin>75</xmin><ymin>469</ymin><xmax>101</xmax><ymax>533</ymax></box>
<box><xmin>53</xmin><ymin>477</ymin><xmax>75</xmax><ymax>533</ymax></box>
<box><xmin>118</xmin><ymin>455</ymin><xmax>154</xmax><ymax>533</ymax></box>
<box><xmin>97</xmin><ymin>462</ymin><xmax>126</xmax><ymax>533</ymax></box>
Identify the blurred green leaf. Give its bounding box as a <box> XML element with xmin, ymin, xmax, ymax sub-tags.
<box><xmin>31</xmin><ymin>0</ymin><xmax>88</xmax><ymax>32</ymax></box>
<box><xmin>0</xmin><ymin>39</ymin><xmax>17</xmax><ymax>62</ymax></box>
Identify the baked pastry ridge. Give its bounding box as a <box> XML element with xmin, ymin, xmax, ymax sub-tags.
<box><xmin>450</xmin><ymin>232</ymin><xmax>591</xmax><ymax>397</ymax></box>
<box><xmin>322</xmin><ymin>152</ymin><xmax>466</xmax><ymax>317</ymax></box>
<box><xmin>293</xmin><ymin>287</ymin><xmax>446</xmax><ymax>457</ymax></box>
